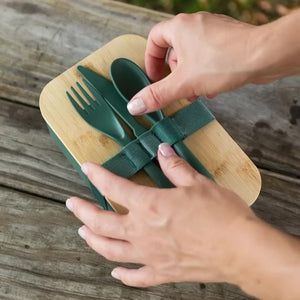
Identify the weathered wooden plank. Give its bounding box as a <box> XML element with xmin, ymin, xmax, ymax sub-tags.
<box><xmin>0</xmin><ymin>0</ymin><xmax>170</xmax><ymax>106</ymax></box>
<box><xmin>0</xmin><ymin>186</ymin><xmax>256</xmax><ymax>300</ymax></box>
<box><xmin>0</xmin><ymin>1</ymin><xmax>299</xmax><ymax>299</ymax></box>
<box><xmin>203</xmin><ymin>78</ymin><xmax>300</xmax><ymax>178</ymax></box>
<box><xmin>0</xmin><ymin>0</ymin><xmax>299</xmax><ymax>177</ymax></box>
<box><xmin>0</xmin><ymin>97</ymin><xmax>93</xmax><ymax>203</ymax></box>
<box><xmin>1</xmin><ymin>97</ymin><xmax>299</xmax><ymax>213</ymax></box>
<box><xmin>252</xmin><ymin>169</ymin><xmax>300</xmax><ymax>237</ymax></box>
<box><xmin>0</xmin><ymin>97</ymin><xmax>299</xmax><ymax>233</ymax></box>
<box><xmin>0</xmin><ymin>94</ymin><xmax>299</xmax><ymax>299</ymax></box>
<box><xmin>0</xmin><ymin>172</ymin><xmax>298</xmax><ymax>299</ymax></box>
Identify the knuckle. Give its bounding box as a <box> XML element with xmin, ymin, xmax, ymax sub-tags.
<box><xmin>137</xmin><ymin>281</ymin><xmax>150</xmax><ymax>288</ymax></box>
<box><xmin>123</xmin><ymin>220</ymin><xmax>135</xmax><ymax>237</ymax></box>
<box><xmin>86</xmin><ymin>166</ymin><xmax>96</xmax><ymax>182</ymax></box>
<box><xmin>87</xmin><ymin>213</ymin><xmax>102</xmax><ymax>233</ymax></box>
<box><xmin>85</xmin><ymin>235</ymin><xmax>97</xmax><ymax>251</ymax></box>
<box><xmin>143</xmin><ymin>198</ymin><xmax>159</xmax><ymax>218</ymax></box>
<box><xmin>102</xmin><ymin>247</ymin><xmax>117</xmax><ymax>261</ymax></box>
<box><xmin>166</xmin><ymin>156</ymin><xmax>187</xmax><ymax>171</ymax></box>
<box><xmin>128</xmin><ymin>278</ymin><xmax>149</xmax><ymax>288</ymax></box>
<box><xmin>187</xmin><ymin>170</ymin><xmax>202</xmax><ymax>186</ymax></box>
<box><xmin>195</xmin><ymin>11</ymin><xmax>210</xmax><ymax>20</ymax></box>
<box><xmin>130</xmin><ymin>186</ymin><xmax>151</xmax><ymax>209</ymax></box>
<box><xmin>147</xmin><ymin>84</ymin><xmax>164</xmax><ymax>110</ymax></box>
<box><xmin>175</xmin><ymin>13</ymin><xmax>190</xmax><ymax>23</ymax></box>
<box><xmin>172</xmin><ymin>13</ymin><xmax>191</xmax><ymax>31</ymax></box>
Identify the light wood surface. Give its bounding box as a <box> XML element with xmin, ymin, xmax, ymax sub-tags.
<box><xmin>1</xmin><ymin>1</ymin><xmax>299</xmax><ymax>299</ymax></box>
<box><xmin>40</xmin><ymin>34</ymin><xmax>261</xmax><ymax>209</ymax></box>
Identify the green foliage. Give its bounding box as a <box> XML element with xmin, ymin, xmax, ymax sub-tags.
<box><xmin>117</xmin><ymin>0</ymin><xmax>300</xmax><ymax>24</ymax></box>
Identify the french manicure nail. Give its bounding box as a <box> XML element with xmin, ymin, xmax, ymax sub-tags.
<box><xmin>159</xmin><ymin>143</ymin><xmax>177</xmax><ymax>157</ymax></box>
<box><xmin>81</xmin><ymin>163</ymin><xmax>89</xmax><ymax>175</ymax></box>
<box><xmin>66</xmin><ymin>198</ymin><xmax>73</xmax><ymax>212</ymax></box>
<box><xmin>127</xmin><ymin>98</ymin><xmax>147</xmax><ymax>115</ymax></box>
<box><xmin>111</xmin><ymin>269</ymin><xmax>120</xmax><ymax>280</ymax></box>
<box><xmin>78</xmin><ymin>226</ymin><xmax>86</xmax><ymax>240</ymax></box>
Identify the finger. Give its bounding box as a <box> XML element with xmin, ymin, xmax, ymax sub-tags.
<box><xmin>66</xmin><ymin>197</ymin><xmax>126</xmax><ymax>240</ymax></box>
<box><xmin>145</xmin><ymin>19</ymin><xmax>174</xmax><ymax>82</ymax></box>
<box><xmin>111</xmin><ymin>266</ymin><xmax>159</xmax><ymax>287</ymax></box>
<box><xmin>206</xmin><ymin>94</ymin><xmax>218</xmax><ymax>99</ymax></box>
<box><xmin>81</xmin><ymin>162</ymin><xmax>150</xmax><ymax>209</ymax></box>
<box><xmin>78</xmin><ymin>226</ymin><xmax>137</xmax><ymax>263</ymax></box>
<box><xmin>187</xmin><ymin>95</ymin><xmax>199</xmax><ymax>102</ymax></box>
<box><xmin>157</xmin><ymin>143</ymin><xmax>211</xmax><ymax>187</ymax></box>
<box><xmin>127</xmin><ymin>67</ymin><xmax>193</xmax><ymax>115</ymax></box>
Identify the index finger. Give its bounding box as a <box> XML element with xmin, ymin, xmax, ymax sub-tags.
<box><xmin>145</xmin><ymin>19</ymin><xmax>174</xmax><ymax>82</ymax></box>
<box><xmin>81</xmin><ymin>162</ymin><xmax>152</xmax><ymax>211</ymax></box>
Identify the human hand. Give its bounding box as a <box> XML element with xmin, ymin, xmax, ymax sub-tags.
<box><xmin>127</xmin><ymin>12</ymin><xmax>270</xmax><ymax>115</ymax></box>
<box><xmin>66</xmin><ymin>143</ymin><xmax>257</xmax><ymax>287</ymax></box>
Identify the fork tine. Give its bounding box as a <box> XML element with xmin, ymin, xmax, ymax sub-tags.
<box><xmin>76</xmin><ymin>82</ymin><xmax>96</xmax><ymax>110</ymax></box>
<box><xmin>70</xmin><ymin>86</ymin><xmax>91</xmax><ymax>112</ymax></box>
<box><xmin>66</xmin><ymin>91</ymin><xmax>87</xmax><ymax>117</ymax></box>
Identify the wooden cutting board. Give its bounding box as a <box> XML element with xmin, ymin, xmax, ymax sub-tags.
<box><xmin>39</xmin><ymin>34</ymin><xmax>261</xmax><ymax>211</ymax></box>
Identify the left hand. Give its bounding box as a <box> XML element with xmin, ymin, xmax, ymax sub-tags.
<box><xmin>66</xmin><ymin>143</ymin><xmax>257</xmax><ymax>287</ymax></box>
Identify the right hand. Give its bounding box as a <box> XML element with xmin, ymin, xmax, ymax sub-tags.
<box><xmin>127</xmin><ymin>12</ymin><xmax>265</xmax><ymax>114</ymax></box>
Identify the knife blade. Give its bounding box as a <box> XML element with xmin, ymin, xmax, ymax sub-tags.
<box><xmin>77</xmin><ymin>65</ymin><xmax>146</xmax><ymax>136</ymax></box>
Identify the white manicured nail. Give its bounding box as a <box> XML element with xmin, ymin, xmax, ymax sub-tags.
<box><xmin>66</xmin><ymin>198</ymin><xmax>73</xmax><ymax>212</ymax></box>
<box><xmin>159</xmin><ymin>143</ymin><xmax>177</xmax><ymax>157</ymax></box>
<box><xmin>127</xmin><ymin>98</ymin><xmax>147</xmax><ymax>115</ymax></box>
<box><xmin>78</xmin><ymin>226</ymin><xmax>86</xmax><ymax>240</ymax></box>
<box><xmin>81</xmin><ymin>163</ymin><xmax>89</xmax><ymax>175</ymax></box>
<box><xmin>111</xmin><ymin>269</ymin><xmax>120</xmax><ymax>280</ymax></box>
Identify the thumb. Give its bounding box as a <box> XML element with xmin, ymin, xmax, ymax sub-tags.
<box><xmin>127</xmin><ymin>68</ymin><xmax>192</xmax><ymax>115</ymax></box>
<box><xmin>157</xmin><ymin>143</ymin><xmax>210</xmax><ymax>187</ymax></box>
<box><xmin>111</xmin><ymin>266</ymin><xmax>158</xmax><ymax>287</ymax></box>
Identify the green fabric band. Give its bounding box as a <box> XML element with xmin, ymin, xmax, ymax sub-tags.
<box><xmin>48</xmin><ymin>99</ymin><xmax>214</xmax><ymax>211</ymax></box>
<box><xmin>102</xmin><ymin>100</ymin><xmax>215</xmax><ymax>178</ymax></box>
<box><xmin>47</xmin><ymin>125</ymin><xmax>111</xmax><ymax>210</ymax></box>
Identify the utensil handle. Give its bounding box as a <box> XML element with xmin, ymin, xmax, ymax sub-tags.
<box><xmin>173</xmin><ymin>141</ymin><xmax>214</xmax><ymax>181</ymax></box>
<box><xmin>144</xmin><ymin>162</ymin><xmax>174</xmax><ymax>188</ymax></box>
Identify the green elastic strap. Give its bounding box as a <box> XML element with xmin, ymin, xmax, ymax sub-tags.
<box><xmin>102</xmin><ymin>100</ymin><xmax>215</xmax><ymax>178</ymax></box>
<box><xmin>48</xmin><ymin>100</ymin><xmax>214</xmax><ymax>211</ymax></box>
<box><xmin>47</xmin><ymin>125</ymin><xmax>113</xmax><ymax>211</ymax></box>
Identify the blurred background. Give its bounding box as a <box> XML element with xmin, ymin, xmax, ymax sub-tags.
<box><xmin>116</xmin><ymin>0</ymin><xmax>300</xmax><ymax>24</ymax></box>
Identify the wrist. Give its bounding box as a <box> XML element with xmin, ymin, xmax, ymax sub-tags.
<box><xmin>229</xmin><ymin>217</ymin><xmax>300</xmax><ymax>299</ymax></box>
<box><xmin>247</xmin><ymin>10</ymin><xmax>300</xmax><ymax>84</ymax></box>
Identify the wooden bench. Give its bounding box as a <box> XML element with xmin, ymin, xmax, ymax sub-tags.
<box><xmin>0</xmin><ymin>1</ymin><xmax>299</xmax><ymax>299</ymax></box>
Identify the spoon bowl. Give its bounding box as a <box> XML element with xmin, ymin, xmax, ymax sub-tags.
<box><xmin>110</xmin><ymin>58</ymin><xmax>163</xmax><ymax>123</ymax></box>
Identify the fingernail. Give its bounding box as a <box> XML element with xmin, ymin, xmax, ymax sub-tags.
<box><xmin>158</xmin><ymin>143</ymin><xmax>177</xmax><ymax>157</ymax></box>
<box><xmin>111</xmin><ymin>269</ymin><xmax>120</xmax><ymax>280</ymax></box>
<box><xmin>78</xmin><ymin>226</ymin><xmax>86</xmax><ymax>240</ymax></box>
<box><xmin>127</xmin><ymin>98</ymin><xmax>147</xmax><ymax>115</ymax></box>
<box><xmin>81</xmin><ymin>163</ymin><xmax>89</xmax><ymax>175</ymax></box>
<box><xmin>66</xmin><ymin>198</ymin><xmax>73</xmax><ymax>212</ymax></box>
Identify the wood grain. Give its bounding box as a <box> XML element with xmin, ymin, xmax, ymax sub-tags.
<box><xmin>2</xmin><ymin>184</ymin><xmax>298</xmax><ymax>300</ymax></box>
<box><xmin>0</xmin><ymin>0</ymin><xmax>299</xmax><ymax>177</ymax></box>
<box><xmin>1</xmin><ymin>97</ymin><xmax>299</xmax><ymax>229</ymax></box>
<box><xmin>0</xmin><ymin>97</ymin><xmax>94</xmax><ymax>203</ymax></box>
<box><xmin>0</xmin><ymin>173</ymin><xmax>299</xmax><ymax>299</ymax></box>
<box><xmin>0</xmin><ymin>0</ymin><xmax>299</xmax><ymax>299</ymax></box>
